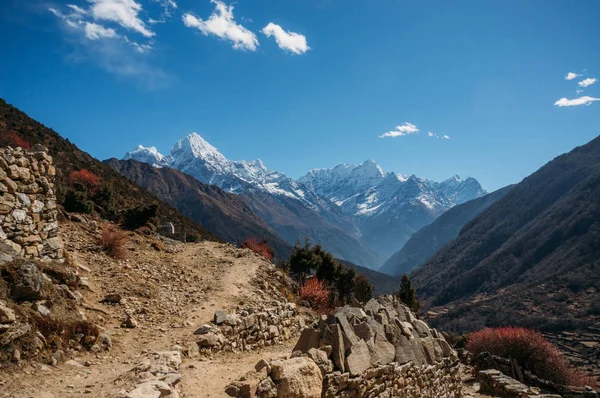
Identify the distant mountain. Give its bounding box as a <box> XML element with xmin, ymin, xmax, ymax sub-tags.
<box><xmin>380</xmin><ymin>185</ymin><xmax>513</xmax><ymax>276</ymax></box>
<box><xmin>0</xmin><ymin>98</ymin><xmax>217</xmax><ymax>242</ymax></box>
<box><xmin>105</xmin><ymin>158</ymin><xmax>293</xmax><ymax>259</ymax></box>
<box><xmin>124</xmin><ymin>134</ymin><xmax>380</xmax><ymax>267</ymax></box>
<box><xmin>411</xmin><ymin>135</ymin><xmax>600</xmax><ymax>334</ymax></box>
<box><xmin>299</xmin><ymin>162</ymin><xmax>486</xmax><ymax>259</ymax></box>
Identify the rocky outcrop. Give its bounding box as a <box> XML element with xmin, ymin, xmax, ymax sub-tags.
<box><xmin>226</xmin><ymin>295</ymin><xmax>462</xmax><ymax>397</ymax></box>
<box><xmin>195</xmin><ymin>302</ymin><xmax>307</xmax><ymax>354</ymax></box>
<box><xmin>0</xmin><ymin>145</ymin><xmax>63</xmax><ymax>260</ymax></box>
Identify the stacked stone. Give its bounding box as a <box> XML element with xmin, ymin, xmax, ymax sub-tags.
<box><xmin>226</xmin><ymin>295</ymin><xmax>463</xmax><ymax>398</ymax></box>
<box><xmin>195</xmin><ymin>302</ymin><xmax>306</xmax><ymax>353</ymax></box>
<box><xmin>0</xmin><ymin>145</ymin><xmax>63</xmax><ymax>260</ymax></box>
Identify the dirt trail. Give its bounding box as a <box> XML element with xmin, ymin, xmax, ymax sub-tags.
<box><xmin>1</xmin><ymin>221</ymin><xmax>290</xmax><ymax>398</ymax></box>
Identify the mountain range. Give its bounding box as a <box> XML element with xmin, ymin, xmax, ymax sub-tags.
<box><xmin>124</xmin><ymin>133</ymin><xmax>486</xmax><ymax>267</ymax></box>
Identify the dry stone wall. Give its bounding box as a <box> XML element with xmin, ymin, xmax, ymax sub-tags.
<box><xmin>0</xmin><ymin>145</ymin><xmax>63</xmax><ymax>260</ymax></box>
<box><xmin>226</xmin><ymin>295</ymin><xmax>462</xmax><ymax>398</ymax></box>
<box><xmin>195</xmin><ymin>302</ymin><xmax>307</xmax><ymax>353</ymax></box>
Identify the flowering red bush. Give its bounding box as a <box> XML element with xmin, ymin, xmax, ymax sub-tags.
<box><xmin>299</xmin><ymin>278</ymin><xmax>331</xmax><ymax>314</ymax></box>
<box><xmin>0</xmin><ymin>131</ymin><xmax>31</xmax><ymax>149</ymax></box>
<box><xmin>241</xmin><ymin>238</ymin><xmax>274</xmax><ymax>261</ymax></box>
<box><xmin>68</xmin><ymin>169</ymin><xmax>100</xmax><ymax>192</ymax></box>
<box><xmin>467</xmin><ymin>327</ymin><xmax>589</xmax><ymax>386</ymax></box>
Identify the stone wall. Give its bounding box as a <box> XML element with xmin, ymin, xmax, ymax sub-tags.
<box><xmin>478</xmin><ymin>356</ymin><xmax>598</xmax><ymax>398</ymax></box>
<box><xmin>195</xmin><ymin>302</ymin><xmax>307</xmax><ymax>353</ymax></box>
<box><xmin>0</xmin><ymin>145</ymin><xmax>63</xmax><ymax>260</ymax></box>
<box><xmin>226</xmin><ymin>295</ymin><xmax>462</xmax><ymax>397</ymax></box>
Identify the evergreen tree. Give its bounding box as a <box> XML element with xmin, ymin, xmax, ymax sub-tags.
<box><xmin>398</xmin><ymin>274</ymin><xmax>420</xmax><ymax>313</ymax></box>
<box><xmin>352</xmin><ymin>274</ymin><xmax>373</xmax><ymax>303</ymax></box>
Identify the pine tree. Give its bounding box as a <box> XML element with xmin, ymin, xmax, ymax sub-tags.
<box><xmin>398</xmin><ymin>274</ymin><xmax>420</xmax><ymax>313</ymax></box>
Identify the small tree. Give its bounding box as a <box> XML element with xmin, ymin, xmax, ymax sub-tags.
<box><xmin>398</xmin><ymin>274</ymin><xmax>420</xmax><ymax>313</ymax></box>
<box><xmin>336</xmin><ymin>267</ymin><xmax>356</xmax><ymax>304</ymax></box>
<box><xmin>64</xmin><ymin>183</ymin><xmax>94</xmax><ymax>214</ymax></box>
<box><xmin>0</xmin><ymin>131</ymin><xmax>31</xmax><ymax>149</ymax></box>
<box><xmin>352</xmin><ymin>274</ymin><xmax>374</xmax><ymax>303</ymax></box>
<box><xmin>289</xmin><ymin>238</ymin><xmax>322</xmax><ymax>283</ymax></box>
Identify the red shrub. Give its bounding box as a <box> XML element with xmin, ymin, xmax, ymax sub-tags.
<box><xmin>299</xmin><ymin>278</ymin><xmax>331</xmax><ymax>314</ymax></box>
<box><xmin>467</xmin><ymin>327</ymin><xmax>590</xmax><ymax>386</ymax></box>
<box><xmin>0</xmin><ymin>131</ymin><xmax>31</xmax><ymax>149</ymax></box>
<box><xmin>241</xmin><ymin>238</ymin><xmax>274</xmax><ymax>261</ymax></box>
<box><xmin>69</xmin><ymin>169</ymin><xmax>100</xmax><ymax>192</ymax></box>
<box><xmin>98</xmin><ymin>227</ymin><xmax>127</xmax><ymax>259</ymax></box>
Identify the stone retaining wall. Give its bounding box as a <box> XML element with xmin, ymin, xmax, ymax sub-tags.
<box><xmin>0</xmin><ymin>145</ymin><xmax>63</xmax><ymax>260</ymax></box>
<box><xmin>195</xmin><ymin>302</ymin><xmax>307</xmax><ymax>353</ymax></box>
<box><xmin>322</xmin><ymin>357</ymin><xmax>461</xmax><ymax>397</ymax></box>
<box><xmin>478</xmin><ymin>355</ymin><xmax>598</xmax><ymax>398</ymax></box>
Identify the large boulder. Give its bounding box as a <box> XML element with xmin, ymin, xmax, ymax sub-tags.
<box><xmin>330</xmin><ymin>324</ymin><xmax>345</xmax><ymax>373</ymax></box>
<box><xmin>270</xmin><ymin>357</ymin><xmax>323</xmax><ymax>398</ymax></box>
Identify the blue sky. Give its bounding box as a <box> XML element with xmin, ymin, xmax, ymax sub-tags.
<box><xmin>1</xmin><ymin>0</ymin><xmax>599</xmax><ymax>191</ymax></box>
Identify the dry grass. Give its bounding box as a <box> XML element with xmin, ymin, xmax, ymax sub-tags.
<box><xmin>98</xmin><ymin>227</ymin><xmax>128</xmax><ymax>259</ymax></box>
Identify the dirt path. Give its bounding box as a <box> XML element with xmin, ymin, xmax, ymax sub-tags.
<box><xmin>0</xmin><ymin>222</ymin><xmax>285</xmax><ymax>398</ymax></box>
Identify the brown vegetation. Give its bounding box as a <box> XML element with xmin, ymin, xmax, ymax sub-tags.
<box><xmin>98</xmin><ymin>227</ymin><xmax>128</xmax><ymax>259</ymax></box>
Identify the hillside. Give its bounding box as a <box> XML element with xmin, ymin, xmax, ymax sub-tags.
<box><xmin>0</xmin><ymin>98</ymin><xmax>217</xmax><ymax>241</ymax></box>
<box><xmin>380</xmin><ymin>185</ymin><xmax>513</xmax><ymax>276</ymax></box>
<box><xmin>105</xmin><ymin>158</ymin><xmax>293</xmax><ymax>258</ymax></box>
<box><xmin>411</xmin><ymin>135</ymin><xmax>600</xmax><ymax>335</ymax></box>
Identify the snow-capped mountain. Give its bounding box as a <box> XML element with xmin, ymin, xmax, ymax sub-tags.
<box><xmin>124</xmin><ymin>133</ymin><xmax>318</xmax><ymax>207</ymax></box>
<box><xmin>298</xmin><ymin>163</ymin><xmax>486</xmax><ymax>259</ymax></box>
<box><xmin>123</xmin><ymin>133</ymin><xmax>486</xmax><ymax>267</ymax></box>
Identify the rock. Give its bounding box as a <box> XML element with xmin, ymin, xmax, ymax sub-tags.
<box><xmin>292</xmin><ymin>328</ymin><xmax>320</xmax><ymax>353</ymax></box>
<box><xmin>64</xmin><ymin>359</ymin><xmax>85</xmax><ymax>368</ymax></box>
<box><xmin>353</xmin><ymin>321</ymin><xmax>373</xmax><ymax>341</ymax></box>
<box><xmin>256</xmin><ymin>378</ymin><xmax>277</xmax><ymax>398</ymax></box>
<box><xmin>307</xmin><ymin>348</ymin><xmax>334</xmax><ymax>376</ymax></box>
<box><xmin>367</xmin><ymin>332</ymin><xmax>395</xmax><ymax>366</ymax></box>
<box><xmin>34</xmin><ymin>303</ymin><xmax>51</xmax><ymax>316</ymax></box>
<box><xmin>97</xmin><ymin>333</ymin><xmax>112</xmax><ymax>350</ymax></box>
<box><xmin>330</xmin><ymin>324</ymin><xmax>346</xmax><ymax>373</ymax></box>
<box><xmin>197</xmin><ymin>332</ymin><xmax>223</xmax><ymax>348</ymax></box>
<box><xmin>124</xmin><ymin>313</ymin><xmax>138</xmax><ymax>328</ymax></box>
<box><xmin>334</xmin><ymin>312</ymin><xmax>359</xmax><ymax>349</ymax></box>
<box><xmin>412</xmin><ymin>319</ymin><xmax>431</xmax><ymax>337</ymax></box>
<box><xmin>193</xmin><ymin>324</ymin><xmax>214</xmax><ymax>335</ymax></box>
<box><xmin>364</xmin><ymin>298</ymin><xmax>382</xmax><ymax>316</ymax></box>
<box><xmin>270</xmin><ymin>357</ymin><xmax>323</xmax><ymax>398</ymax></box>
<box><xmin>436</xmin><ymin>338</ymin><xmax>454</xmax><ymax>357</ymax></box>
<box><xmin>102</xmin><ymin>293</ymin><xmax>122</xmax><ymax>304</ymax></box>
<box><xmin>255</xmin><ymin>359</ymin><xmax>271</xmax><ymax>375</ymax></box>
<box><xmin>214</xmin><ymin>310</ymin><xmax>237</xmax><ymax>326</ymax></box>
<box><xmin>394</xmin><ymin>334</ymin><xmax>426</xmax><ymax>366</ymax></box>
<box><xmin>0</xmin><ymin>301</ymin><xmax>16</xmax><ymax>323</ymax></box>
<box><xmin>154</xmin><ymin>351</ymin><xmax>182</xmax><ymax>369</ymax></box>
<box><xmin>127</xmin><ymin>380</ymin><xmax>176</xmax><ymax>398</ymax></box>
<box><xmin>344</xmin><ymin>340</ymin><xmax>371</xmax><ymax>376</ymax></box>
<box><xmin>6</xmin><ymin>262</ymin><xmax>44</xmax><ymax>301</ymax></box>
<box><xmin>0</xmin><ymin>242</ymin><xmax>18</xmax><ymax>266</ymax></box>
<box><xmin>162</xmin><ymin>373</ymin><xmax>182</xmax><ymax>386</ymax></box>
<box><xmin>268</xmin><ymin>324</ymin><xmax>279</xmax><ymax>338</ymax></box>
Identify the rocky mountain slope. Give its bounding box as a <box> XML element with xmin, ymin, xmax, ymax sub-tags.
<box><xmin>411</xmin><ymin>135</ymin><xmax>600</xmax><ymax>338</ymax></box>
<box><xmin>105</xmin><ymin>158</ymin><xmax>293</xmax><ymax>259</ymax></box>
<box><xmin>0</xmin><ymin>98</ymin><xmax>217</xmax><ymax>242</ymax></box>
<box><xmin>125</xmin><ymin>135</ymin><xmax>485</xmax><ymax>266</ymax></box>
<box><xmin>380</xmin><ymin>185</ymin><xmax>513</xmax><ymax>276</ymax></box>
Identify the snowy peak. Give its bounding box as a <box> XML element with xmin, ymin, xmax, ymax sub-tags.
<box><xmin>170</xmin><ymin>133</ymin><xmax>229</xmax><ymax>170</ymax></box>
<box><xmin>437</xmin><ymin>175</ymin><xmax>486</xmax><ymax>205</ymax></box>
<box><xmin>123</xmin><ymin>145</ymin><xmax>166</xmax><ymax>166</ymax></box>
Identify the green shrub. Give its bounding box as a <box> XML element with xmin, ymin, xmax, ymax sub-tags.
<box><xmin>122</xmin><ymin>204</ymin><xmax>158</xmax><ymax>230</ymax></box>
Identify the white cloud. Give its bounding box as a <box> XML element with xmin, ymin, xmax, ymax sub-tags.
<box><xmin>49</xmin><ymin>4</ymin><xmax>165</xmax><ymax>88</ymax></box>
<box><xmin>182</xmin><ymin>0</ymin><xmax>258</xmax><ymax>51</ymax></box>
<box><xmin>379</xmin><ymin>122</ymin><xmax>419</xmax><ymax>138</ymax></box>
<box><xmin>554</xmin><ymin>96</ymin><xmax>600</xmax><ymax>107</ymax></box>
<box><xmin>261</xmin><ymin>22</ymin><xmax>309</xmax><ymax>55</ymax></box>
<box><xmin>427</xmin><ymin>132</ymin><xmax>435</xmax><ymax>137</ymax></box>
<box><xmin>427</xmin><ymin>131</ymin><xmax>450</xmax><ymax>140</ymax></box>
<box><xmin>442</xmin><ymin>135</ymin><xmax>450</xmax><ymax>139</ymax></box>
<box><xmin>578</xmin><ymin>78</ymin><xmax>597</xmax><ymax>88</ymax></box>
<box><xmin>87</xmin><ymin>0</ymin><xmax>154</xmax><ymax>38</ymax></box>
<box><xmin>576</xmin><ymin>89</ymin><xmax>583</xmax><ymax>95</ymax></box>
<box><xmin>84</xmin><ymin>22</ymin><xmax>118</xmax><ymax>40</ymax></box>
<box><xmin>565</xmin><ymin>72</ymin><xmax>581</xmax><ymax>80</ymax></box>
